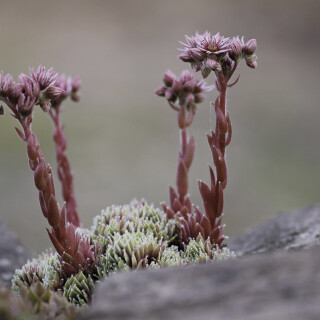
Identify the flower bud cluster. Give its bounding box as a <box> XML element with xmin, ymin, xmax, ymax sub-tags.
<box><xmin>155</xmin><ymin>69</ymin><xmax>213</xmax><ymax>107</ymax></box>
<box><xmin>179</xmin><ymin>31</ymin><xmax>257</xmax><ymax>79</ymax></box>
<box><xmin>50</xmin><ymin>74</ymin><xmax>81</xmax><ymax>108</ymax></box>
<box><xmin>0</xmin><ymin>65</ymin><xmax>65</xmax><ymax>117</ymax></box>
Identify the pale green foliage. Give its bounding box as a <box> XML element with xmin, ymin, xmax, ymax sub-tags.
<box><xmin>63</xmin><ymin>272</ymin><xmax>95</xmax><ymax>306</ymax></box>
<box><xmin>2</xmin><ymin>280</ymin><xmax>77</xmax><ymax>320</ymax></box>
<box><xmin>13</xmin><ymin>201</ymin><xmax>235</xmax><ymax>307</ymax></box>
<box><xmin>12</xmin><ymin>250</ymin><xmax>61</xmax><ymax>296</ymax></box>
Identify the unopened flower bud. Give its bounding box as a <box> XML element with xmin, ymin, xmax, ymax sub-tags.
<box><xmin>194</xmin><ymin>93</ymin><xmax>205</xmax><ymax>103</ymax></box>
<box><xmin>71</xmin><ymin>91</ymin><xmax>80</xmax><ymax>102</ymax></box>
<box><xmin>188</xmin><ymin>48</ymin><xmax>205</xmax><ymax>62</ymax></box>
<box><xmin>205</xmin><ymin>57</ymin><xmax>221</xmax><ymax>71</ymax></box>
<box><xmin>243</xmin><ymin>39</ymin><xmax>257</xmax><ymax>56</ymax></box>
<box><xmin>165</xmin><ymin>89</ymin><xmax>176</xmax><ymax>102</ymax></box>
<box><xmin>71</xmin><ymin>77</ymin><xmax>81</xmax><ymax>92</ymax></box>
<box><xmin>245</xmin><ymin>55</ymin><xmax>257</xmax><ymax>69</ymax></box>
<box><xmin>185</xmin><ymin>93</ymin><xmax>194</xmax><ymax>104</ymax></box>
<box><xmin>178</xmin><ymin>52</ymin><xmax>194</xmax><ymax>63</ymax></box>
<box><xmin>171</xmin><ymin>79</ymin><xmax>182</xmax><ymax>95</ymax></box>
<box><xmin>201</xmin><ymin>67</ymin><xmax>211</xmax><ymax>79</ymax></box>
<box><xmin>39</xmin><ymin>98</ymin><xmax>51</xmax><ymax>112</ymax></box>
<box><xmin>179</xmin><ymin>70</ymin><xmax>193</xmax><ymax>83</ymax></box>
<box><xmin>0</xmin><ymin>105</ymin><xmax>4</xmax><ymax>115</ymax></box>
<box><xmin>229</xmin><ymin>37</ymin><xmax>243</xmax><ymax>61</ymax></box>
<box><xmin>154</xmin><ymin>86</ymin><xmax>167</xmax><ymax>97</ymax></box>
<box><xmin>44</xmin><ymin>86</ymin><xmax>65</xmax><ymax>100</ymax></box>
<box><xmin>183</xmin><ymin>79</ymin><xmax>196</xmax><ymax>92</ymax></box>
<box><xmin>191</xmin><ymin>62</ymin><xmax>202</xmax><ymax>72</ymax></box>
<box><xmin>163</xmin><ymin>70</ymin><xmax>176</xmax><ymax>87</ymax></box>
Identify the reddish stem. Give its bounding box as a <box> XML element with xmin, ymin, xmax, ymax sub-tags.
<box><xmin>49</xmin><ymin>107</ymin><xmax>80</xmax><ymax>227</ymax></box>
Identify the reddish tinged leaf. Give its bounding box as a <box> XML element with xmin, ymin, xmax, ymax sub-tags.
<box><xmin>210</xmin><ymin>226</ymin><xmax>221</xmax><ymax>243</ymax></box>
<box><xmin>209</xmin><ymin>166</ymin><xmax>216</xmax><ymax>193</ymax></box>
<box><xmin>62</xmin><ymin>252</ymin><xmax>74</xmax><ymax>265</ymax></box>
<box><xmin>217</xmin><ymin>182</ymin><xmax>224</xmax><ymax>217</ymax></box>
<box><xmin>225</xmin><ymin>112</ymin><xmax>232</xmax><ymax>146</ymax></box>
<box><xmin>190</xmin><ymin>213</ymin><xmax>197</xmax><ymax>235</ymax></box>
<box><xmin>180</xmin><ymin>218</ymin><xmax>191</xmax><ymax>237</ymax></box>
<box><xmin>216</xmin><ymin>235</ymin><xmax>225</xmax><ymax>247</ymax></box>
<box><xmin>46</xmin><ymin>229</ymin><xmax>64</xmax><ymax>256</ymax></box>
<box><xmin>200</xmin><ymin>215</ymin><xmax>212</xmax><ymax>237</ymax></box>
<box><xmin>215</xmin><ymin>216</ymin><xmax>223</xmax><ymax>228</ymax></box>
<box><xmin>216</xmin><ymin>107</ymin><xmax>228</xmax><ymax>134</ymax></box>
<box><xmin>162</xmin><ymin>202</ymin><xmax>167</xmax><ymax>211</ymax></box>
<box><xmin>172</xmin><ymin>198</ymin><xmax>182</xmax><ymax>213</ymax></box>
<box><xmin>26</xmin><ymin>134</ymin><xmax>38</xmax><ymax>161</ymax></box>
<box><xmin>169</xmin><ymin>187</ymin><xmax>178</xmax><ymax>209</ymax></box>
<box><xmin>39</xmin><ymin>191</ymin><xmax>48</xmax><ymax>218</ymax></box>
<box><xmin>183</xmin><ymin>136</ymin><xmax>195</xmax><ymax>169</ymax></box>
<box><xmin>184</xmin><ymin>197</ymin><xmax>192</xmax><ymax>212</ymax></box>
<box><xmin>62</xmin><ymin>262</ymin><xmax>77</xmax><ymax>276</ymax></box>
<box><xmin>198</xmin><ymin>180</ymin><xmax>216</xmax><ymax>222</ymax></box>
<box><xmin>59</xmin><ymin>204</ymin><xmax>67</xmax><ymax>241</ymax></box>
<box><xmin>74</xmin><ymin>251</ymin><xmax>86</xmax><ymax>267</ymax></box>
<box><xmin>47</xmin><ymin>195</ymin><xmax>60</xmax><ymax>228</ymax></box>
<box><xmin>14</xmin><ymin>127</ymin><xmax>25</xmax><ymax>141</ymax></box>
<box><xmin>66</xmin><ymin>224</ymin><xmax>76</xmax><ymax>253</ymax></box>
<box><xmin>29</xmin><ymin>159</ymin><xmax>37</xmax><ymax>170</ymax></box>
<box><xmin>214</xmin><ymin>96</ymin><xmax>220</xmax><ymax>111</ymax></box>
<box><xmin>34</xmin><ymin>160</ymin><xmax>47</xmax><ymax>191</ymax></box>
<box><xmin>207</xmin><ymin>133</ymin><xmax>213</xmax><ymax>148</ymax></box>
<box><xmin>194</xmin><ymin>223</ymin><xmax>205</xmax><ymax>238</ymax></box>
<box><xmin>47</xmin><ymin>165</ymin><xmax>55</xmax><ymax>196</ymax></box>
<box><xmin>180</xmin><ymin>206</ymin><xmax>189</xmax><ymax>218</ymax></box>
<box><xmin>212</xmin><ymin>146</ymin><xmax>222</xmax><ymax>167</ymax></box>
<box><xmin>165</xmin><ymin>208</ymin><xmax>175</xmax><ymax>219</ymax></box>
<box><xmin>194</xmin><ymin>207</ymin><xmax>202</xmax><ymax>221</ymax></box>
<box><xmin>176</xmin><ymin>160</ymin><xmax>188</xmax><ymax>198</ymax></box>
<box><xmin>180</xmin><ymin>227</ymin><xmax>188</xmax><ymax>244</ymax></box>
<box><xmin>227</xmin><ymin>74</ymin><xmax>240</xmax><ymax>87</ymax></box>
<box><xmin>198</xmin><ymin>180</ymin><xmax>211</xmax><ymax>202</ymax></box>
<box><xmin>212</xmin><ymin>148</ymin><xmax>227</xmax><ymax>184</ymax></box>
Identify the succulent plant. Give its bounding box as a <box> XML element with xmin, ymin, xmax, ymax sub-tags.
<box><xmin>63</xmin><ymin>272</ymin><xmax>95</xmax><ymax>306</ymax></box>
<box><xmin>1</xmin><ymin>29</ymin><xmax>256</xmax><ymax>319</ymax></box>
<box><xmin>1</xmin><ymin>280</ymin><xmax>77</xmax><ymax>320</ymax></box>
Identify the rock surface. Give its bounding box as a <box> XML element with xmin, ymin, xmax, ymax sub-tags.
<box><xmin>82</xmin><ymin>206</ymin><xmax>320</xmax><ymax>320</ymax></box>
<box><xmin>0</xmin><ymin>221</ymin><xmax>30</xmax><ymax>286</ymax></box>
<box><xmin>228</xmin><ymin>205</ymin><xmax>320</xmax><ymax>255</ymax></box>
<box><xmin>83</xmin><ymin>247</ymin><xmax>320</xmax><ymax>320</ymax></box>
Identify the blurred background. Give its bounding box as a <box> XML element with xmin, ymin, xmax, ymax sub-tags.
<box><xmin>0</xmin><ymin>0</ymin><xmax>319</xmax><ymax>253</ymax></box>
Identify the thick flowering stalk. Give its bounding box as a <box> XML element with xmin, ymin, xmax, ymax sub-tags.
<box><xmin>157</xmin><ymin>32</ymin><xmax>257</xmax><ymax>248</ymax></box>
<box><xmin>155</xmin><ymin>70</ymin><xmax>215</xmax><ymax>246</ymax></box>
<box><xmin>178</xmin><ymin>31</ymin><xmax>257</xmax><ymax>247</ymax></box>
<box><xmin>0</xmin><ymin>67</ymin><xmax>95</xmax><ymax>276</ymax></box>
<box><xmin>47</xmin><ymin>74</ymin><xmax>81</xmax><ymax>227</ymax></box>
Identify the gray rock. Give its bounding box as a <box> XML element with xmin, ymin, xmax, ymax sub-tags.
<box><xmin>228</xmin><ymin>205</ymin><xmax>320</xmax><ymax>255</ymax></box>
<box><xmin>83</xmin><ymin>247</ymin><xmax>320</xmax><ymax>320</ymax></box>
<box><xmin>0</xmin><ymin>221</ymin><xmax>30</xmax><ymax>286</ymax></box>
<box><xmin>83</xmin><ymin>206</ymin><xmax>320</xmax><ymax>320</ymax></box>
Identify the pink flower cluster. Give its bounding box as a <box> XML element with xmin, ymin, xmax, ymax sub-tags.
<box><xmin>178</xmin><ymin>31</ymin><xmax>257</xmax><ymax>78</ymax></box>
<box><xmin>155</xmin><ymin>69</ymin><xmax>213</xmax><ymax>107</ymax></box>
<box><xmin>0</xmin><ymin>66</ymin><xmax>80</xmax><ymax>116</ymax></box>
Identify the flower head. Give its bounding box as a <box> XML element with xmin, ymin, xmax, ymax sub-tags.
<box><xmin>179</xmin><ymin>31</ymin><xmax>230</xmax><ymax>78</ymax></box>
<box><xmin>29</xmin><ymin>65</ymin><xmax>57</xmax><ymax>90</ymax></box>
<box><xmin>155</xmin><ymin>69</ymin><xmax>213</xmax><ymax>107</ymax></box>
<box><xmin>179</xmin><ymin>32</ymin><xmax>258</xmax><ymax>79</ymax></box>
